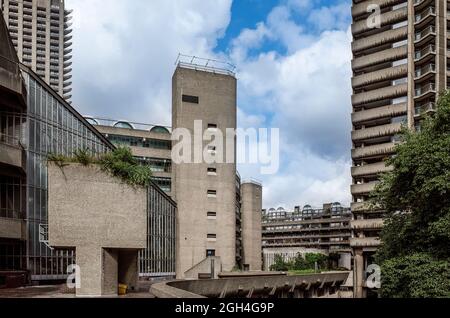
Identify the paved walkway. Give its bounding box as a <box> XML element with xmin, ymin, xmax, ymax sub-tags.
<box><xmin>0</xmin><ymin>284</ymin><xmax>156</xmax><ymax>298</ymax></box>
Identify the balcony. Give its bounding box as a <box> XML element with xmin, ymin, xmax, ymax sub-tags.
<box><xmin>351</xmin><ymin>219</ymin><xmax>384</xmax><ymax>230</ymax></box>
<box><xmin>414</xmin><ymin>25</ymin><xmax>435</xmax><ymax>45</ymax></box>
<box><xmin>352</xmin><ymin>6</ymin><xmax>407</xmax><ymax>36</ymax></box>
<box><xmin>414</xmin><ymin>102</ymin><xmax>436</xmax><ymax>118</ymax></box>
<box><xmin>351</xmin><ymin>161</ymin><xmax>393</xmax><ymax>178</ymax></box>
<box><xmin>352</xmin><ymin>26</ymin><xmax>407</xmax><ymax>53</ymax></box>
<box><xmin>351</xmin><ymin>202</ymin><xmax>370</xmax><ymax>212</ymax></box>
<box><xmin>350</xmin><ymin>237</ymin><xmax>381</xmax><ymax>248</ymax></box>
<box><xmin>414</xmin><ymin>63</ymin><xmax>436</xmax><ymax>81</ymax></box>
<box><xmin>0</xmin><ymin>135</ymin><xmax>24</xmax><ymax>170</ymax></box>
<box><xmin>352</xmin><ymin>122</ymin><xmax>402</xmax><ymax>141</ymax></box>
<box><xmin>413</xmin><ymin>0</ymin><xmax>435</xmax><ymax>11</ymax></box>
<box><xmin>0</xmin><ymin>55</ymin><xmax>27</xmax><ymax>108</ymax></box>
<box><xmin>352</xmin><ymin>64</ymin><xmax>407</xmax><ymax>88</ymax></box>
<box><xmin>352</xmin><ymin>142</ymin><xmax>397</xmax><ymax>159</ymax></box>
<box><xmin>352</xmin><ymin>83</ymin><xmax>407</xmax><ymax>106</ymax></box>
<box><xmin>0</xmin><ymin>217</ymin><xmax>26</xmax><ymax>240</ymax></box>
<box><xmin>414</xmin><ymin>44</ymin><xmax>435</xmax><ymax>63</ymax></box>
<box><xmin>352</xmin><ymin>103</ymin><xmax>407</xmax><ymax>123</ymax></box>
<box><xmin>414</xmin><ymin>82</ymin><xmax>436</xmax><ymax>100</ymax></box>
<box><xmin>351</xmin><ymin>181</ymin><xmax>379</xmax><ymax>195</ymax></box>
<box><xmin>414</xmin><ymin>6</ymin><xmax>436</xmax><ymax>27</ymax></box>
<box><xmin>352</xmin><ymin>46</ymin><xmax>407</xmax><ymax>70</ymax></box>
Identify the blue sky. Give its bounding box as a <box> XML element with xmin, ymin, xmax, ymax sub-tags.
<box><xmin>66</xmin><ymin>0</ymin><xmax>353</xmax><ymax>209</ymax></box>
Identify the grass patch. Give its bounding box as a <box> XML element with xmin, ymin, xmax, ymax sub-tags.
<box><xmin>288</xmin><ymin>269</ymin><xmax>319</xmax><ymax>276</ymax></box>
<box><xmin>47</xmin><ymin>146</ymin><xmax>152</xmax><ymax>188</ymax></box>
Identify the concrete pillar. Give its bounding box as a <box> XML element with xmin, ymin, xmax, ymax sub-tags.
<box><xmin>353</xmin><ymin>248</ymin><xmax>365</xmax><ymax>298</ymax></box>
<box><xmin>241</xmin><ymin>182</ymin><xmax>262</xmax><ymax>271</ymax></box>
<box><xmin>76</xmin><ymin>246</ymin><xmax>103</xmax><ymax>297</ymax></box>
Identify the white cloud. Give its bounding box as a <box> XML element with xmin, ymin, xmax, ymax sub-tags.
<box><xmin>66</xmin><ymin>0</ymin><xmax>232</xmax><ymax>125</ymax></box>
<box><xmin>65</xmin><ymin>0</ymin><xmax>353</xmax><ymax>210</ymax></box>
<box><xmin>232</xmin><ymin>2</ymin><xmax>353</xmax><ymax>209</ymax></box>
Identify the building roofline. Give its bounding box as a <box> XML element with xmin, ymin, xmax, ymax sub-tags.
<box><xmin>175</xmin><ymin>54</ymin><xmax>236</xmax><ymax>77</ymax></box>
<box><xmin>149</xmin><ymin>178</ymin><xmax>177</xmax><ymax>206</ymax></box>
<box><xmin>19</xmin><ymin>63</ymin><xmax>115</xmax><ymax>151</ymax></box>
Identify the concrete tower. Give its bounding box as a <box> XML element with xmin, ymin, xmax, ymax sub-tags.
<box><xmin>351</xmin><ymin>0</ymin><xmax>447</xmax><ymax>297</ymax></box>
<box><xmin>241</xmin><ymin>181</ymin><xmax>262</xmax><ymax>271</ymax></box>
<box><xmin>0</xmin><ymin>0</ymin><xmax>73</xmax><ymax>101</ymax></box>
<box><xmin>172</xmin><ymin>61</ymin><xmax>237</xmax><ymax>278</ymax></box>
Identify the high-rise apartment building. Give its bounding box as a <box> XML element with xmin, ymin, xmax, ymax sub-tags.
<box><xmin>350</xmin><ymin>0</ymin><xmax>448</xmax><ymax>297</ymax></box>
<box><xmin>0</xmin><ymin>0</ymin><xmax>73</xmax><ymax>101</ymax></box>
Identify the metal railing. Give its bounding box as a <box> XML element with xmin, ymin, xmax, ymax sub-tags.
<box><xmin>175</xmin><ymin>53</ymin><xmax>236</xmax><ymax>76</ymax></box>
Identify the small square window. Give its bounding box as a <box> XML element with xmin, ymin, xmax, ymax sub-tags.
<box><xmin>207</xmin><ymin>190</ymin><xmax>217</xmax><ymax>197</ymax></box>
<box><xmin>207</xmin><ymin>234</ymin><xmax>217</xmax><ymax>239</ymax></box>
<box><xmin>206</xmin><ymin>249</ymin><xmax>216</xmax><ymax>257</ymax></box>
<box><xmin>208</xmin><ymin>123</ymin><xmax>218</xmax><ymax>129</ymax></box>
<box><xmin>207</xmin><ymin>167</ymin><xmax>217</xmax><ymax>175</ymax></box>
<box><xmin>207</xmin><ymin>211</ymin><xmax>217</xmax><ymax>219</ymax></box>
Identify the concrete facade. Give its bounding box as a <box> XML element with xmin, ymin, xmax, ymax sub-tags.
<box><xmin>1</xmin><ymin>0</ymin><xmax>73</xmax><ymax>100</ymax></box>
<box><xmin>350</xmin><ymin>0</ymin><xmax>449</xmax><ymax>297</ymax></box>
<box><xmin>262</xmin><ymin>203</ymin><xmax>352</xmax><ymax>271</ymax></box>
<box><xmin>241</xmin><ymin>182</ymin><xmax>262</xmax><ymax>271</ymax></box>
<box><xmin>47</xmin><ymin>163</ymin><xmax>147</xmax><ymax>296</ymax></box>
<box><xmin>151</xmin><ymin>272</ymin><xmax>350</xmax><ymax>298</ymax></box>
<box><xmin>90</xmin><ymin>122</ymin><xmax>173</xmax><ymax>197</ymax></box>
<box><xmin>172</xmin><ymin>65</ymin><xmax>237</xmax><ymax>277</ymax></box>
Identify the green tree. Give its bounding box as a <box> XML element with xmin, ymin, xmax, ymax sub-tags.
<box><xmin>292</xmin><ymin>253</ymin><xmax>309</xmax><ymax>270</ymax></box>
<box><xmin>372</xmin><ymin>91</ymin><xmax>450</xmax><ymax>298</ymax></box>
<box><xmin>270</xmin><ymin>254</ymin><xmax>291</xmax><ymax>271</ymax></box>
<box><xmin>304</xmin><ymin>253</ymin><xmax>328</xmax><ymax>270</ymax></box>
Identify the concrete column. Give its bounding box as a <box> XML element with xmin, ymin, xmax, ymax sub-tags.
<box><xmin>407</xmin><ymin>0</ymin><xmax>415</xmax><ymax>130</ymax></box>
<box><xmin>76</xmin><ymin>246</ymin><xmax>103</xmax><ymax>297</ymax></box>
<box><xmin>353</xmin><ymin>248</ymin><xmax>365</xmax><ymax>298</ymax></box>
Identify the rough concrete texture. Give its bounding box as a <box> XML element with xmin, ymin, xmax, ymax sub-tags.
<box><xmin>151</xmin><ymin>272</ymin><xmax>350</xmax><ymax>298</ymax></box>
<box><xmin>47</xmin><ymin>163</ymin><xmax>147</xmax><ymax>297</ymax></box>
<box><xmin>172</xmin><ymin>66</ymin><xmax>237</xmax><ymax>277</ymax></box>
<box><xmin>241</xmin><ymin>182</ymin><xmax>262</xmax><ymax>271</ymax></box>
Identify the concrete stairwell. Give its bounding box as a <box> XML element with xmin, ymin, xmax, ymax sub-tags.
<box><xmin>184</xmin><ymin>257</ymin><xmax>222</xmax><ymax>280</ymax></box>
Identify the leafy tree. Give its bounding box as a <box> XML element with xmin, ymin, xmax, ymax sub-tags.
<box><xmin>304</xmin><ymin>253</ymin><xmax>328</xmax><ymax>270</ymax></box>
<box><xmin>373</xmin><ymin>91</ymin><xmax>450</xmax><ymax>298</ymax></box>
<box><xmin>270</xmin><ymin>254</ymin><xmax>291</xmax><ymax>271</ymax></box>
<box><xmin>292</xmin><ymin>253</ymin><xmax>309</xmax><ymax>270</ymax></box>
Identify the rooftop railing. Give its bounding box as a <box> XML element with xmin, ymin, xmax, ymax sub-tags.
<box><xmin>175</xmin><ymin>54</ymin><xmax>236</xmax><ymax>77</ymax></box>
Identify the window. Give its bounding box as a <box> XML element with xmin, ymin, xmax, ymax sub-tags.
<box><xmin>207</xmin><ymin>167</ymin><xmax>217</xmax><ymax>175</ymax></box>
<box><xmin>150</xmin><ymin>126</ymin><xmax>170</xmax><ymax>134</ymax></box>
<box><xmin>207</xmin><ymin>190</ymin><xmax>217</xmax><ymax>198</ymax></box>
<box><xmin>113</xmin><ymin>121</ymin><xmax>134</xmax><ymax>129</ymax></box>
<box><xmin>207</xmin><ymin>234</ymin><xmax>217</xmax><ymax>241</ymax></box>
<box><xmin>207</xmin><ymin>123</ymin><xmax>218</xmax><ymax>129</ymax></box>
<box><xmin>206</xmin><ymin>249</ymin><xmax>216</xmax><ymax>257</ymax></box>
<box><xmin>182</xmin><ymin>94</ymin><xmax>199</xmax><ymax>104</ymax></box>
<box><xmin>207</xmin><ymin>211</ymin><xmax>217</xmax><ymax>219</ymax></box>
